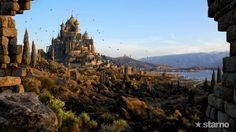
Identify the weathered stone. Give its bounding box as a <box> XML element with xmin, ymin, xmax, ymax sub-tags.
<box><xmin>14</xmin><ymin>54</ymin><xmax>22</xmax><ymax>64</ymax></box>
<box><xmin>2</xmin><ymin>44</ymin><xmax>8</xmax><ymax>55</ymax></box>
<box><xmin>0</xmin><ymin>36</ymin><xmax>9</xmax><ymax>45</ymax></box>
<box><xmin>12</xmin><ymin>68</ymin><xmax>27</xmax><ymax>77</ymax></box>
<box><xmin>224</xmin><ymin>101</ymin><xmax>236</xmax><ymax>118</ymax></box>
<box><xmin>214</xmin><ymin>85</ymin><xmax>234</xmax><ymax>101</ymax></box>
<box><xmin>9</xmin><ymin>37</ymin><xmax>17</xmax><ymax>45</ymax></box>
<box><xmin>11</xmin><ymin>45</ymin><xmax>22</xmax><ymax>55</ymax></box>
<box><xmin>210</xmin><ymin>107</ymin><xmax>217</xmax><ymax>120</ymax></box>
<box><xmin>218</xmin><ymin>111</ymin><xmax>230</xmax><ymax>123</ymax></box>
<box><xmin>222</xmin><ymin>73</ymin><xmax>236</xmax><ymax>88</ymax></box>
<box><xmin>227</xmin><ymin>25</ymin><xmax>236</xmax><ymax>42</ymax></box>
<box><xmin>0</xmin><ymin>55</ymin><xmax>10</xmax><ymax>64</ymax></box>
<box><xmin>234</xmin><ymin>90</ymin><xmax>236</xmax><ymax>104</ymax></box>
<box><xmin>230</xmin><ymin>41</ymin><xmax>236</xmax><ymax>56</ymax></box>
<box><xmin>119</xmin><ymin>96</ymin><xmax>148</xmax><ymax>119</ymax></box>
<box><xmin>229</xmin><ymin>118</ymin><xmax>236</xmax><ymax>132</ymax></box>
<box><xmin>15</xmin><ymin>85</ymin><xmax>24</xmax><ymax>93</ymax></box>
<box><xmin>218</xmin><ymin>8</ymin><xmax>236</xmax><ymax>31</ymax></box>
<box><xmin>0</xmin><ymin>27</ymin><xmax>17</xmax><ymax>37</ymax></box>
<box><xmin>206</xmin><ymin>105</ymin><xmax>212</xmax><ymax>117</ymax></box>
<box><xmin>0</xmin><ymin>93</ymin><xmax>58</xmax><ymax>131</ymax></box>
<box><xmin>1</xmin><ymin>2</ymin><xmax>20</xmax><ymax>11</ymax></box>
<box><xmin>0</xmin><ymin>16</ymin><xmax>9</xmax><ymax>28</ymax></box>
<box><xmin>0</xmin><ymin>77</ymin><xmax>21</xmax><ymax>87</ymax></box>
<box><xmin>223</xmin><ymin>56</ymin><xmax>236</xmax><ymax>73</ymax></box>
<box><xmin>208</xmin><ymin>94</ymin><xmax>224</xmax><ymax>111</ymax></box>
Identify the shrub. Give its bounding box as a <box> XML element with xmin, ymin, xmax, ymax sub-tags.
<box><xmin>113</xmin><ymin>119</ymin><xmax>128</xmax><ymax>130</ymax></box>
<box><xmin>100</xmin><ymin>119</ymin><xmax>128</xmax><ymax>132</ymax></box>
<box><xmin>87</xmin><ymin>120</ymin><xmax>98</xmax><ymax>129</ymax></box>
<box><xmin>23</xmin><ymin>77</ymin><xmax>41</xmax><ymax>94</ymax></box>
<box><xmin>101</xmin><ymin>113</ymin><xmax>115</xmax><ymax>124</ymax></box>
<box><xmin>80</xmin><ymin>112</ymin><xmax>90</xmax><ymax>125</ymax></box>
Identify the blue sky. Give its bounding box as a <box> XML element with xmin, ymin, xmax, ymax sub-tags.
<box><xmin>14</xmin><ymin>0</ymin><xmax>228</xmax><ymax>59</ymax></box>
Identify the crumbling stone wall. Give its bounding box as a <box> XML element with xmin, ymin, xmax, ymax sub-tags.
<box><xmin>207</xmin><ymin>0</ymin><xmax>236</xmax><ymax>132</ymax></box>
<box><xmin>0</xmin><ymin>0</ymin><xmax>32</xmax><ymax>92</ymax></box>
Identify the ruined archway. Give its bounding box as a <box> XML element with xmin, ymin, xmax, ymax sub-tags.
<box><xmin>207</xmin><ymin>0</ymin><xmax>236</xmax><ymax>131</ymax></box>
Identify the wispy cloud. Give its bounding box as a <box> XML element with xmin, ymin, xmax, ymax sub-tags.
<box><xmin>96</xmin><ymin>37</ymin><xmax>229</xmax><ymax>59</ymax></box>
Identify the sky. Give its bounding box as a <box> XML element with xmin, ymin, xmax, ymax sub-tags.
<box><xmin>14</xmin><ymin>0</ymin><xmax>229</xmax><ymax>59</ymax></box>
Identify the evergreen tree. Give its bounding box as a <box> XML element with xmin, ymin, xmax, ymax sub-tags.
<box><xmin>211</xmin><ymin>70</ymin><xmax>216</xmax><ymax>90</ymax></box>
<box><xmin>31</xmin><ymin>41</ymin><xmax>37</xmax><ymax>67</ymax></box>
<box><xmin>23</xmin><ymin>29</ymin><xmax>30</xmax><ymax>65</ymax></box>
<box><xmin>204</xmin><ymin>77</ymin><xmax>209</xmax><ymax>91</ymax></box>
<box><xmin>217</xmin><ymin>66</ymin><xmax>222</xmax><ymax>83</ymax></box>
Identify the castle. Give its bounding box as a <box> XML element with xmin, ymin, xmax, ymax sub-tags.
<box><xmin>47</xmin><ymin>16</ymin><xmax>103</xmax><ymax>66</ymax></box>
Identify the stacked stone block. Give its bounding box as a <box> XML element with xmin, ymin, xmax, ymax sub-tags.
<box><xmin>207</xmin><ymin>0</ymin><xmax>236</xmax><ymax>132</ymax></box>
<box><xmin>0</xmin><ymin>0</ymin><xmax>31</xmax><ymax>93</ymax></box>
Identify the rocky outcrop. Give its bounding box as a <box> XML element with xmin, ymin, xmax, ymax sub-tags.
<box><xmin>0</xmin><ymin>93</ymin><xmax>58</xmax><ymax>132</ymax></box>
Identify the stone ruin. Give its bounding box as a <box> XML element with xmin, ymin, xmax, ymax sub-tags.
<box><xmin>207</xmin><ymin>0</ymin><xmax>236</xmax><ymax>132</ymax></box>
<box><xmin>0</xmin><ymin>0</ymin><xmax>31</xmax><ymax>93</ymax></box>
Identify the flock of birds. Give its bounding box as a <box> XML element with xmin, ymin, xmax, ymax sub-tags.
<box><xmin>21</xmin><ymin>8</ymin><xmax>150</xmax><ymax>57</ymax></box>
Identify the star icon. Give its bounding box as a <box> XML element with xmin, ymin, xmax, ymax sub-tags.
<box><xmin>196</xmin><ymin>122</ymin><xmax>201</xmax><ymax>128</ymax></box>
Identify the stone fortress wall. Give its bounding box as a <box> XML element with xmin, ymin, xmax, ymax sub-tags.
<box><xmin>207</xmin><ymin>0</ymin><xmax>236</xmax><ymax>132</ymax></box>
<box><xmin>0</xmin><ymin>0</ymin><xmax>32</xmax><ymax>92</ymax></box>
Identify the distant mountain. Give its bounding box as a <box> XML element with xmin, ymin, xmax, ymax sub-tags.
<box><xmin>109</xmin><ymin>56</ymin><xmax>157</xmax><ymax>70</ymax></box>
<box><xmin>139</xmin><ymin>51</ymin><xmax>228</xmax><ymax>68</ymax></box>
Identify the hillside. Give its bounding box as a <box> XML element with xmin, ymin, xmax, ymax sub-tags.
<box><xmin>139</xmin><ymin>51</ymin><xmax>228</xmax><ymax>68</ymax></box>
<box><xmin>109</xmin><ymin>56</ymin><xmax>157</xmax><ymax>70</ymax></box>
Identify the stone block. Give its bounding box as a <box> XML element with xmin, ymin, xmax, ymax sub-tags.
<box><xmin>11</xmin><ymin>45</ymin><xmax>22</xmax><ymax>55</ymax></box>
<box><xmin>9</xmin><ymin>37</ymin><xmax>17</xmax><ymax>45</ymax></box>
<box><xmin>1</xmin><ymin>2</ymin><xmax>20</xmax><ymax>11</ymax></box>
<box><xmin>227</xmin><ymin>25</ymin><xmax>236</xmax><ymax>42</ymax></box>
<box><xmin>218</xmin><ymin>9</ymin><xmax>236</xmax><ymax>31</ymax></box>
<box><xmin>224</xmin><ymin>101</ymin><xmax>236</xmax><ymax>118</ymax></box>
<box><xmin>206</xmin><ymin>105</ymin><xmax>212</xmax><ymax>117</ymax></box>
<box><xmin>14</xmin><ymin>54</ymin><xmax>22</xmax><ymax>64</ymax></box>
<box><xmin>1</xmin><ymin>44</ymin><xmax>9</xmax><ymax>55</ymax></box>
<box><xmin>229</xmin><ymin>118</ymin><xmax>236</xmax><ymax>132</ymax></box>
<box><xmin>15</xmin><ymin>85</ymin><xmax>24</xmax><ymax>93</ymax></box>
<box><xmin>0</xmin><ymin>55</ymin><xmax>10</xmax><ymax>64</ymax></box>
<box><xmin>0</xmin><ymin>76</ymin><xmax>21</xmax><ymax>87</ymax></box>
<box><xmin>0</xmin><ymin>36</ymin><xmax>9</xmax><ymax>45</ymax></box>
<box><xmin>223</xmin><ymin>56</ymin><xmax>236</xmax><ymax>73</ymax></box>
<box><xmin>230</xmin><ymin>41</ymin><xmax>236</xmax><ymax>56</ymax></box>
<box><xmin>234</xmin><ymin>90</ymin><xmax>236</xmax><ymax>104</ymax></box>
<box><xmin>0</xmin><ymin>27</ymin><xmax>17</xmax><ymax>37</ymax></box>
<box><xmin>222</xmin><ymin>73</ymin><xmax>236</xmax><ymax>88</ymax></box>
<box><xmin>12</xmin><ymin>68</ymin><xmax>27</xmax><ymax>77</ymax></box>
<box><xmin>218</xmin><ymin>111</ymin><xmax>230</xmax><ymax>123</ymax></box>
<box><xmin>208</xmin><ymin>94</ymin><xmax>224</xmax><ymax>111</ymax></box>
<box><xmin>210</xmin><ymin>107</ymin><xmax>217</xmax><ymax>120</ymax></box>
<box><xmin>0</xmin><ymin>16</ymin><xmax>9</xmax><ymax>28</ymax></box>
<box><xmin>214</xmin><ymin>85</ymin><xmax>234</xmax><ymax>101</ymax></box>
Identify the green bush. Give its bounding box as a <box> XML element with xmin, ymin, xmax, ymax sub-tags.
<box><xmin>101</xmin><ymin>112</ymin><xmax>115</xmax><ymax>124</ymax></box>
<box><xmin>87</xmin><ymin>120</ymin><xmax>98</xmax><ymax>129</ymax></box>
<box><xmin>80</xmin><ymin>112</ymin><xmax>90</xmax><ymax>125</ymax></box>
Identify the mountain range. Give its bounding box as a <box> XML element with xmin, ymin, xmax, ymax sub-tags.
<box><xmin>139</xmin><ymin>51</ymin><xmax>228</xmax><ymax>68</ymax></box>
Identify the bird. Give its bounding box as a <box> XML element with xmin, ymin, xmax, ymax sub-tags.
<box><xmin>50</xmin><ymin>9</ymin><xmax>53</xmax><ymax>11</ymax></box>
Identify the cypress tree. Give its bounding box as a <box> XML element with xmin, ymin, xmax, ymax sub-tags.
<box><xmin>211</xmin><ymin>70</ymin><xmax>216</xmax><ymax>89</ymax></box>
<box><xmin>217</xmin><ymin>66</ymin><xmax>222</xmax><ymax>83</ymax></box>
<box><xmin>31</xmin><ymin>41</ymin><xmax>37</xmax><ymax>67</ymax></box>
<box><xmin>23</xmin><ymin>29</ymin><xmax>30</xmax><ymax>65</ymax></box>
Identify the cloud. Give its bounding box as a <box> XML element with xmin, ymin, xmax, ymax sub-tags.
<box><xmin>96</xmin><ymin>38</ymin><xmax>229</xmax><ymax>59</ymax></box>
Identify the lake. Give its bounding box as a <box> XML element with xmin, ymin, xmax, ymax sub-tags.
<box><xmin>164</xmin><ymin>70</ymin><xmax>213</xmax><ymax>80</ymax></box>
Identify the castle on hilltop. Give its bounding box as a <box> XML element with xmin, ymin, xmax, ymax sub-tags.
<box><xmin>46</xmin><ymin>16</ymin><xmax>103</xmax><ymax>66</ymax></box>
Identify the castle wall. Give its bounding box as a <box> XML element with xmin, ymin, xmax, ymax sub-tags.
<box><xmin>207</xmin><ymin>1</ymin><xmax>236</xmax><ymax>131</ymax></box>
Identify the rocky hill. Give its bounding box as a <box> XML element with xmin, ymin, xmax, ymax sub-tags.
<box><xmin>108</xmin><ymin>56</ymin><xmax>157</xmax><ymax>70</ymax></box>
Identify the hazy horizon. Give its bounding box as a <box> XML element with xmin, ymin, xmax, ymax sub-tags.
<box><xmin>14</xmin><ymin>0</ymin><xmax>229</xmax><ymax>59</ymax></box>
